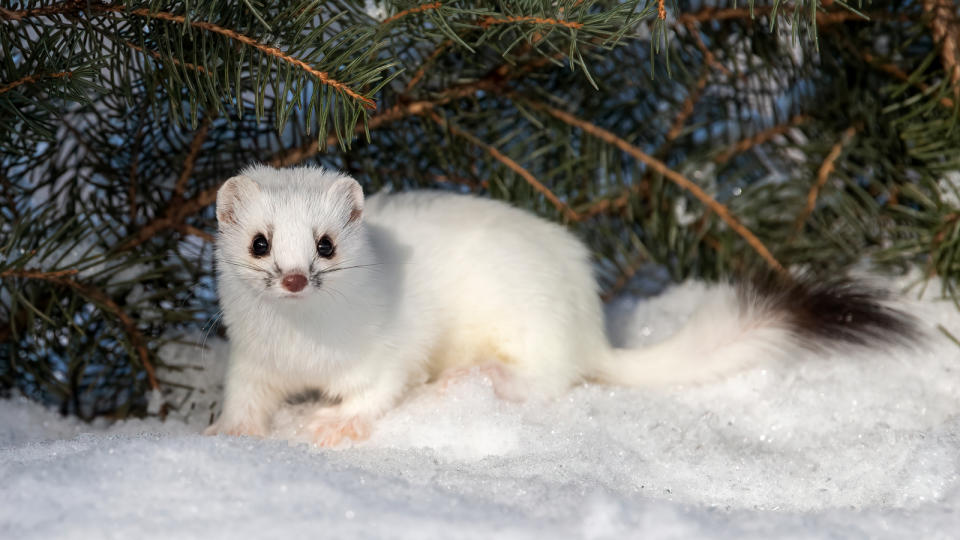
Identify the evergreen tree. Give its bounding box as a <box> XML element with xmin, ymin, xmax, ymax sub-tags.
<box><xmin>1</xmin><ymin>0</ymin><xmax>957</xmax><ymax>419</ymax></box>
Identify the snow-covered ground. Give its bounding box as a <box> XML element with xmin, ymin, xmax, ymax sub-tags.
<box><xmin>2</xmin><ymin>277</ymin><xmax>960</xmax><ymax>539</ymax></box>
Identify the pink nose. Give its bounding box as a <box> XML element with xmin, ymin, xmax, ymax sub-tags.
<box><xmin>281</xmin><ymin>274</ymin><xmax>308</xmax><ymax>293</ymax></box>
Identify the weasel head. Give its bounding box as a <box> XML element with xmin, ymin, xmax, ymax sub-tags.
<box><xmin>215</xmin><ymin>165</ymin><xmax>369</xmax><ymax>302</ymax></box>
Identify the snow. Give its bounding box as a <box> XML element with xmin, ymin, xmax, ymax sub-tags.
<box><xmin>3</xmin><ymin>276</ymin><xmax>960</xmax><ymax>538</ymax></box>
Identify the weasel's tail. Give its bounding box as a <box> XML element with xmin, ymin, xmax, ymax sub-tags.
<box><xmin>590</xmin><ymin>272</ymin><xmax>919</xmax><ymax>387</ymax></box>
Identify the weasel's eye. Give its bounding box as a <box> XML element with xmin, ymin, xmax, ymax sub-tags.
<box><xmin>250</xmin><ymin>234</ymin><xmax>270</xmax><ymax>257</ymax></box>
<box><xmin>317</xmin><ymin>235</ymin><xmax>335</xmax><ymax>258</ymax></box>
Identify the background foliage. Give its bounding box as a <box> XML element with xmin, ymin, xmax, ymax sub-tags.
<box><xmin>1</xmin><ymin>0</ymin><xmax>958</xmax><ymax>419</ymax></box>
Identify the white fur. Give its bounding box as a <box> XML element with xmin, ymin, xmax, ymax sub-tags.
<box><xmin>207</xmin><ymin>165</ymin><xmax>796</xmax><ymax>444</ymax></box>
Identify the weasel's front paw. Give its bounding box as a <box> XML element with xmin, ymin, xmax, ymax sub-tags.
<box><xmin>305</xmin><ymin>408</ymin><xmax>371</xmax><ymax>447</ymax></box>
<box><xmin>203</xmin><ymin>419</ymin><xmax>267</xmax><ymax>438</ymax></box>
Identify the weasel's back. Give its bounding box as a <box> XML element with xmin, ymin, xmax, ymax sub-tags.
<box><xmin>363</xmin><ymin>189</ymin><xmax>606</xmax><ymax>381</ymax></box>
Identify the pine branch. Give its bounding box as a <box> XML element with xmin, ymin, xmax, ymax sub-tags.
<box><xmin>715</xmin><ymin>115</ymin><xmax>810</xmax><ymax>164</ymax></box>
<box><xmin>923</xmin><ymin>0</ymin><xmax>960</xmax><ymax>97</ymax></box>
<box><xmin>0</xmin><ymin>70</ymin><xmax>72</xmax><ymax>96</ymax></box>
<box><xmin>0</xmin><ymin>268</ymin><xmax>159</xmax><ymax>390</ymax></box>
<box><xmin>426</xmin><ymin>109</ymin><xmax>581</xmax><ymax>222</ymax></box>
<box><xmin>526</xmin><ymin>100</ymin><xmax>786</xmax><ymax>274</ymax></box>
<box><xmin>793</xmin><ymin>125</ymin><xmax>859</xmax><ymax>234</ymax></box>
<box><xmin>382</xmin><ymin>2</ymin><xmax>443</xmax><ymax>26</ymax></box>
<box><xmin>94</xmin><ymin>5</ymin><xmax>376</xmax><ymax>110</ymax></box>
<box><xmin>480</xmin><ymin>15</ymin><xmax>584</xmax><ymax>30</ymax></box>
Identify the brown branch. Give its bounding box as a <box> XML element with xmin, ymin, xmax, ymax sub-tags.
<box><xmin>123</xmin><ymin>41</ymin><xmax>208</xmax><ymax>73</ymax></box>
<box><xmin>426</xmin><ymin>110</ymin><xmax>581</xmax><ymax>222</ymax></box>
<box><xmin>0</xmin><ymin>268</ymin><xmax>158</xmax><ymax>389</ymax></box>
<box><xmin>793</xmin><ymin>126</ymin><xmax>858</xmax><ymax>233</ymax></box>
<box><xmin>481</xmin><ymin>15</ymin><xmax>583</xmax><ymax>29</ymax></box>
<box><xmin>382</xmin><ymin>2</ymin><xmax>442</xmax><ymax>25</ymax></box>
<box><xmin>269</xmin><ymin>98</ymin><xmax>444</xmax><ymax>166</ymax></box>
<box><xmin>860</xmin><ymin>50</ymin><xmax>955</xmax><ymax>109</ymax></box>
<box><xmin>675</xmin><ymin>6</ymin><xmax>888</xmax><ymax>26</ymax></box>
<box><xmin>0</xmin><ymin>71</ymin><xmax>72</xmax><ymax>96</ymax></box>
<box><xmin>923</xmin><ymin>0</ymin><xmax>960</xmax><ymax>97</ymax></box>
<box><xmin>116</xmin><ymin>186</ymin><xmax>219</xmax><ymax>251</ymax></box>
<box><xmin>683</xmin><ymin>21</ymin><xmax>731</xmax><ymax>76</ymax></box>
<box><xmin>657</xmin><ymin>0</ymin><xmax>667</xmax><ymax>20</ymax></box>
<box><xmin>177</xmin><ymin>224</ymin><xmax>215</xmax><ymax>243</ymax></box>
<box><xmin>4</xmin><ymin>2</ymin><xmax>373</xmax><ymax>108</ymax></box>
<box><xmin>102</xmin><ymin>6</ymin><xmax>375</xmax><ymax>108</ymax></box>
<box><xmin>664</xmin><ymin>68</ymin><xmax>709</xmax><ymax>146</ymax></box>
<box><xmin>1</xmin><ymin>268</ymin><xmax>79</xmax><ymax>280</ymax></box>
<box><xmin>173</xmin><ymin>118</ymin><xmax>211</xmax><ymax>199</ymax></box>
<box><xmin>0</xmin><ymin>0</ymin><xmax>84</xmax><ymax>20</ymax></box>
<box><xmin>404</xmin><ymin>39</ymin><xmax>453</xmax><ymax>93</ymax></box>
<box><xmin>602</xmin><ymin>253</ymin><xmax>647</xmax><ymax>302</ymax></box>
<box><xmin>530</xmin><ymin>102</ymin><xmax>785</xmax><ymax>273</ymax></box>
<box><xmin>715</xmin><ymin>115</ymin><xmax>810</xmax><ymax>164</ymax></box>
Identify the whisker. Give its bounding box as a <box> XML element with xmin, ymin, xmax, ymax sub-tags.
<box><xmin>221</xmin><ymin>259</ymin><xmax>270</xmax><ymax>274</ymax></box>
<box><xmin>320</xmin><ymin>263</ymin><xmax>385</xmax><ymax>275</ymax></box>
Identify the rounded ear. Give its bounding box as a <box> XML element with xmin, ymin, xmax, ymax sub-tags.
<box><xmin>331</xmin><ymin>176</ymin><xmax>364</xmax><ymax>225</ymax></box>
<box><xmin>216</xmin><ymin>175</ymin><xmax>260</xmax><ymax>227</ymax></box>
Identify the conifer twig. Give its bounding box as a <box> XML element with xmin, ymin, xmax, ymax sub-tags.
<box><xmin>715</xmin><ymin>115</ymin><xmax>810</xmax><ymax>164</ymax></box>
<box><xmin>382</xmin><ymin>2</ymin><xmax>442</xmax><ymax>25</ymax></box>
<box><xmin>851</xmin><ymin>45</ymin><xmax>957</xmax><ymax>110</ymax></box>
<box><xmin>97</xmin><ymin>6</ymin><xmax>377</xmax><ymax>109</ymax></box>
<box><xmin>0</xmin><ymin>71</ymin><xmax>72</xmax><ymax>95</ymax></box>
<box><xmin>0</xmin><ymin>268</ymin><xmax>158</xmax><ymax>390</ymax></box>
<box><xmin>664</xmin><ymin>68</ymin><xmax>709</xmax><ymax>146</ymax></box>
<box><xmin>425</xmin><ymin>110</ymin><xmax>581</xmax><ymax>222</ymax></box>
<box><xmin>123</xmin><ymin>41</ymin><xmax>208</xmax><ymax>73</ymax></box>
<box><xmin>923</xmin><ymin>0</ymin><xmax>960</xmax><ymax>97</ymax></box>
<box><xmin>793</xmin><ymin>126</ymin><xmax>858</xmax><ymax>234</ymax></box>
<box><xmin>404</xmin><ymin>39</ymin><xmax>453</xmax><ymax>93</ymax></box>
<box><xmin>173</xmin><ymin>118</ymin><xmax>211</xmax><ymax>199</ymax></box>
<box><xmin>480</xmin><ymin>15</ymin><xmax>583</xmax><ymax>29</ymax></box>
<box><xmin>529</xmin><ymin>101</ymin><xmax>785</xmax><ymax>273</ymax></box>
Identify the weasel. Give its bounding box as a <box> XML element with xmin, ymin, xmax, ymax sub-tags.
<box><xmin>205</xmin><ymin>165</ymin><xmax>916</xmax><ymax>446</ymax></box>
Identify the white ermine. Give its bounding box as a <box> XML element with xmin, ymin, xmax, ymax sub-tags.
<box><xmin>206</xmin><ymin>165</ymin><xmax>915</xmax><ymax>446</ymax></box>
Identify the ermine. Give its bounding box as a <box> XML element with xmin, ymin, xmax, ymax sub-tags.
<box><xmin>206</xmin><ymin>165</ymin><xmax>916</xmax><ymax>446</ymax></box>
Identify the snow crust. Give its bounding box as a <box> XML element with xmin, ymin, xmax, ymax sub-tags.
<box><xmin>2</xmin><ymin>277</ymin><xmax>960</xmax><ymax>539</ymax></box>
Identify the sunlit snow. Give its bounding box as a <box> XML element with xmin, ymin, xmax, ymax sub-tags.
<box><xmin>2</xmin><ymin>276</ymin><xmax>959</xmax><ymax>538</ymax></box>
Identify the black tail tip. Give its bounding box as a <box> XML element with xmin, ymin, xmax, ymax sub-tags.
<box><xmin>739</xmin><ymin>269</ymin><xmax>921</xmax><ymax>349</ymax></box>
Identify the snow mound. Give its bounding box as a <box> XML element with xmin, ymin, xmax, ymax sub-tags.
<box><xmin>2</xmin><ymin>277</ymin><xmax>960</xmax><ymax>538</ymax></box>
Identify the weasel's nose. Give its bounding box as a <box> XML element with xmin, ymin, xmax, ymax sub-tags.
<box><xmin>281</xmin><ymin>273</ymin><xmax>308</xmax><ymax>293</ymax></box>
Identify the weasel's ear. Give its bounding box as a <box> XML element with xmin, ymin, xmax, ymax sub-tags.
<box><xmin>331</xmin><ymin>176</ymin><xmax>364</xmax><ymax>225</ymax></box>
<box><xmin>216</xmin><ymin>175</ymin><xmax>260</xmax><ymax>227</ymax></box>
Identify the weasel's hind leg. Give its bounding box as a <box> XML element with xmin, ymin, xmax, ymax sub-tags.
<box><xmin>439</xmin><ymin>362</ymin><xmax>528</xmax><ymax>402</ymax></box>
